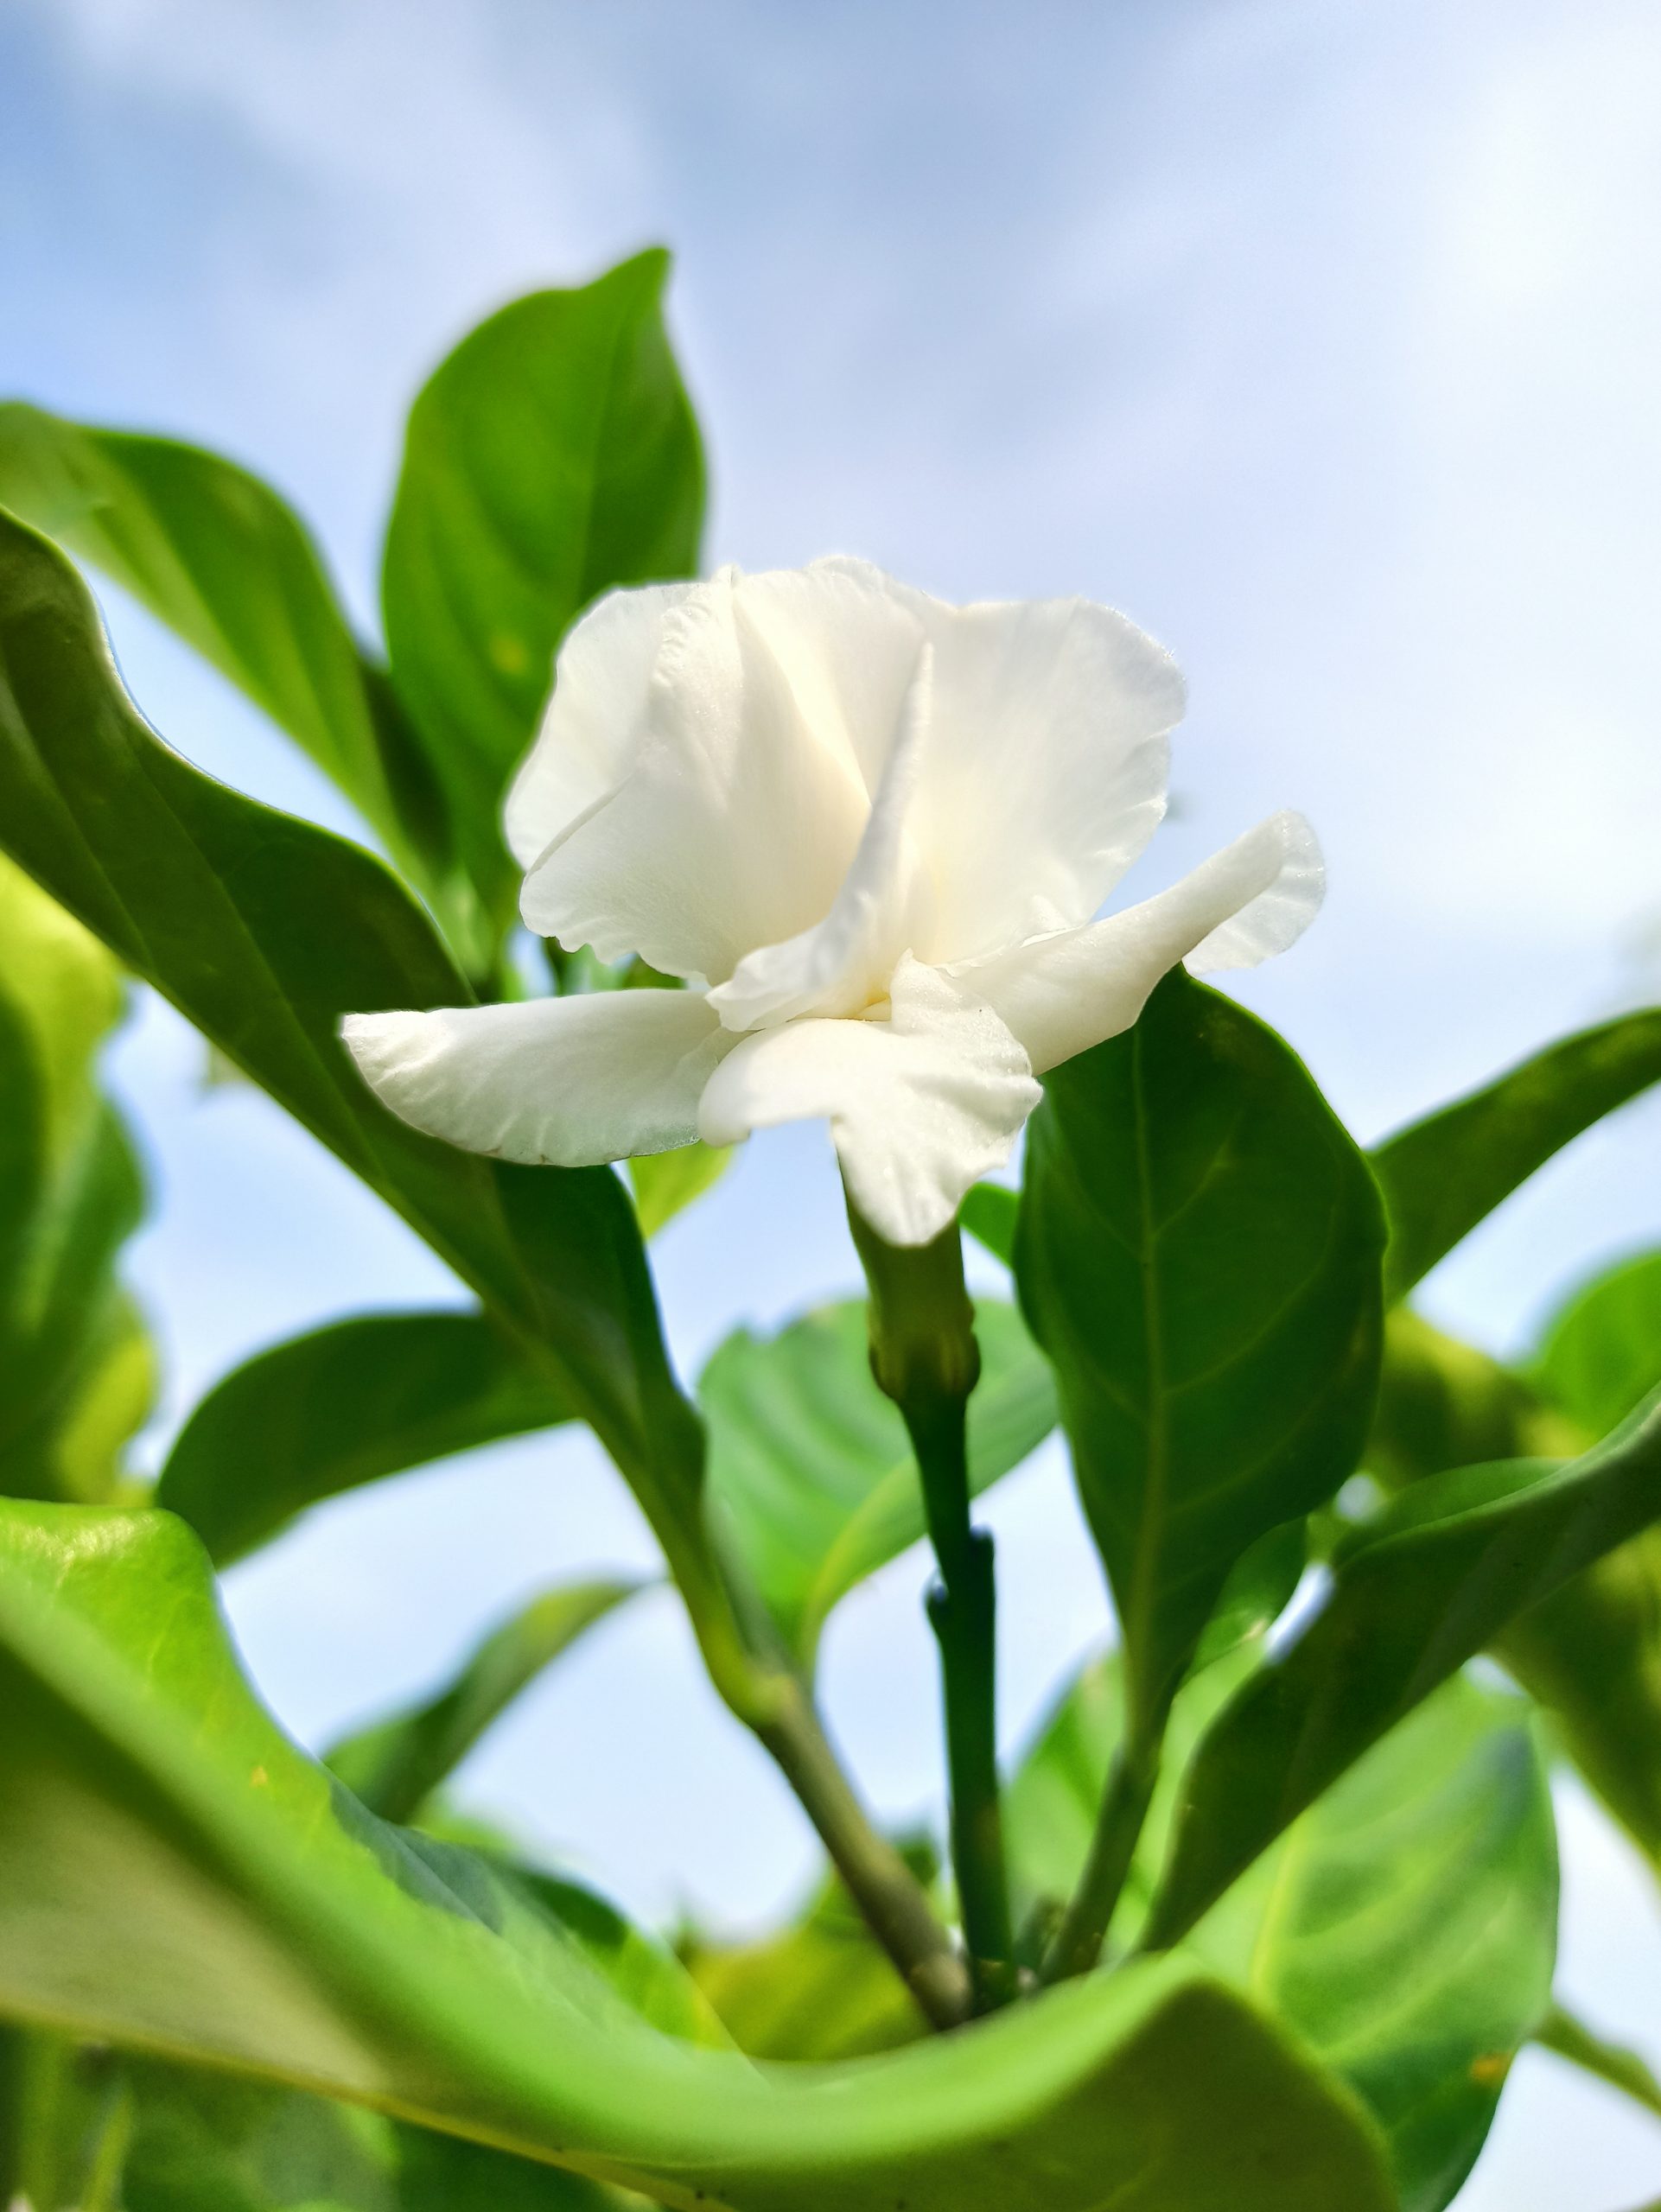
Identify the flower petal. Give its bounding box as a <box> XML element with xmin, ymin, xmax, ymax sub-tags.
<box><xmin>960</xmin><ymin>810</ymin><xmax>1323</xmax><ymax>1075</ymax></box>
<box><xmin>519</xmin><ymin>564</ymin><xmax>926</xmax><ymax>984</ymax></box>
<box><xmin>697</xmin><ymin>954</ymin><xmax>1041</xmax><ymax>1246</ymax></box>
<box><xmin>342</xmin><ymin>988</ymin><xmax>732</xmax><ymax>1166</ymax></box>
<box><xmin>704</xmin><ymin>641</ymin><xmax>936</xmax><ymax>1032</ymax></box>
<box><xmin>504</xmin><ymin>581</ymin><xmax>699</xmax><ymax>870</ymax></box>
<box><xmin>907</xmin><ymin>593</ymin><xmax>1185</xmax><ymax>966</ymax></box>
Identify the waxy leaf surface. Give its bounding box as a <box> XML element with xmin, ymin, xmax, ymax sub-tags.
<box><xmin>0</xmin><ymin>1500</ymin><xmax>1395</xmax><ymax>2212</ymax></box>
<box><xmin>382</xmin><ymin>251</ymin><xmax>703</xmax><ymax>916</ymax></box>
<box><xmin>1016</xmin><ymin>967</ymin><xmax>1384</xmax><ymax>1740</ymax></box>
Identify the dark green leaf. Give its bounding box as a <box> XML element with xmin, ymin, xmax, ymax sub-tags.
<box><xmin>1371</xmin><ymin>1010</ymin><xmax>1661</xmax><ymax>1302</ymax></box>
<box><xmin>382</xmin><ymin>251</ymin><xmax>703</xmax><ymax>915</ymax></box>
<box><xmin>1142</xmin><ymin>1383</ymin><xmax>1661</xmax><ymax>1953</ymax></box>
<box><xmin>0</xmin><ymin>1500</ymin><xmax>1396</xmax><ymax>2211</ymax></box>
<box><xmin>326</xmin><ymin>1578</ymin><xmax>644</xmax><ymax>1824</ymax></box>
<box><xmin>1015</xmin><ymin>967</ymin><xmax>1385</xmax><ymax>1742</ymax></box>
<box><xmin>156</xmin><ymin>1311</ymin><xmax>574</xmax><ymax>1566</ymax></box>
<box><xmin>0</xmin><ymin>506</ymin><xmax>739</xmax><ymax>1664</ymax></box>
<box><xmin>701</xmin><ymin>1299</ymin><xmax>1056</xmax><ymax>1667</ymax></box>
<box><xmin>0</xmin><ymin>403</ymin><xmax>444</xmax><ymax>894</ymax></box>
<box><xmin>1009</xmin><ymin>1651</ymin><xmax>1556</xmax><ymax>2212</ymax></box>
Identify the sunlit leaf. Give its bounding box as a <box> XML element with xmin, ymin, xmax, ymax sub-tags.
<box><xmin>1534</xmin><ymin>1246</ymin><xmax>1661</xmax><ymax>1441</ymax></box>
<box><xmin>0</xmin><ymin>1500</ymin><xmax>1396</xmax><ymax>2212</ymax></box>
<box><xmin>629</xmin><ymin>1141</ymin><xmax>732</xmax><ymax>1238</ymax></box>
<box><xmin>1015</xmin><ymin>968</ymin><xmax>1384</xmax><ymax>1743</ymax></box>
<box><xmin>382</xmin><ymin>251</ymin><xmax>703</xmax><ymax>918</ymax></box>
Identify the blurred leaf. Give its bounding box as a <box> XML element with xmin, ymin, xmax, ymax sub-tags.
<box><xmin>1187</xmin><ymin>1519</ymin><xmax>1308</xmax><ymax>1675</ymax></box>
<box><xmin>1142</xmin><ymin>1384</ymin><xmax>1661</xmax><ymax>1955</ymax></box>
<box><xmin>0</xmin><ymin>2026</ymin><xmax>132</xmax><ymax>2212</ymax></box>
<box><xmin>683</xmin><ymin>1860</ymin><xmax>938</xmax><ymax>2062</ymax></box>
<box><xmin>326</xmin><ymin>1578</ymin><xmax>645</xmax><ymax>1826</ymax></box>
<box><xmin>156</xmin><ymin>1310</ymin><xmax>575</xmax><ymax>1566</ymax></box>
<box><xmin>628</xmin><ymin>1140</ymin><xmax>731</xmax><ymax>1238</ymax></box>
<box><xmin>1534</xmin><ymin>2001</ymin><xmax>1661</xmax><ymax>2124</ymax></box>
<box><xmin>382</xmin><ymin>251</ymin><xmax>703</xmax><ymax>918</ymax></box>
<box><xmin>1010</xmin><ymin>1652</ymin><xmax>1556</xmax><ymax>2212</ymax></box>
<box><xmin>960</xmin><ymin>1182</ymin><xmax>1017</xmax><ymax>1267</ymax></box>
<box><xmin>701</xmin><ymin>1298</ymin><xmax>1057</xmax><ymax>1667</ymax></box>
<box><xmin>1534</xmin><ymin>1246</ymin><xmax>1661</xmax><ymax>1440</ymax></box>
<box><xmin>1015</xmin><ymin>968</ymin><xmax>1385</xmax><ymax>1744</ymax></box>
<box><xmin>0</xmin><ymin>507</ymin><xmax>739</xmax><ymax>1658</ymax></box>
<box><xmin>1371</xmin><ymin>1009</ymin><xmax>1661</xmax><ymax>1302</ymax></box>
<box><xmin>1370</xmin><ymin>1306</ymin><xmax>1661</xmax><ymax>1872</ymax></box>
<box><xmin>0</xmin><ymin>1498</ymin><xmax>1397</xmax><ymax>2212</ymax></box>
<box><xmin>0</xmin><ymin>854</ymin><xmax>153</xmax><ymax>1503</ymax></box>
<box><xmin>0</xmin><ymin>402</ymin><xmax>446</xmax><ymax>899</ymax></box>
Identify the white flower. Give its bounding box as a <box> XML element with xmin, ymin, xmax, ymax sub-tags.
<box><xmin>344</xmin><ymin>559</ymin><xmax>1321</xmax><ymax>1247</ymax></box>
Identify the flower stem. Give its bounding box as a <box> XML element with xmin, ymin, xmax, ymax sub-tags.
<box><xmin>1041</xmin><ymin>1726</ymin><xmax>1161</xmax><ymax>1983</ymax></box>
<box><xmin>847</xmin><ymin>1198</ymin><xmax>1015</xmax><ymax>2010</ymax></box>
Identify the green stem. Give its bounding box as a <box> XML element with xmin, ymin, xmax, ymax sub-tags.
<box><xmin>848</xmin><ymin>1198</ymin><xmax>1015</xmax><ymax>2009</ymax></box>
<box><xmin>1536</xmin><ymin>1999</ymin><xmax>1661</xmax><ymax>2121</ymax></box>
<box><xmin>1041</xmin><ymin>1728</ymin><xmax>1160</xmax><ymax>1983</ymax></box>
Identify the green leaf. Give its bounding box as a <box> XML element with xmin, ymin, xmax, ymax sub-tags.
<box><xmin>1534</xmin><ymin>2000</ymin><xmax>1661</xmax><ymax>2125</ymax></box>
<box><xmin>156</xmin><ymin>1311</ymin><xmax>575</xmax><ymax>1566</ymax></box>
<box><xmin>1009</xmin><ymin>1653</ymin><xmax>1556</xmax><ymax>2212</ymax></box>
<box><xmin>1535</xmin><ymin>1246</ymin><xmax>1661</xmax><ymax>1439</ymax></box>
<box><xmin>1369</xmin><ymin>1306</ymin><xmax>1661</xmax><ymax>1872</ymax></box>
<box><xmin>0</xmin><ymin>402</ymin><xmax>442</xmax><ymax>896</ymax></box>
<box><xmin>1371</xmin><ymin>1009</ymin><xmax>1661</xmax><ymax>1302</ymax></box>
<box><xmin>960</xmin><ymin>1183</ymin><xmax>1017</xmax><ymax>1267</ymax></box>
<box><xmin>628</xmin><ymin>1141</ymin><xmax>731</xmax><ymax>1238</ymax></box>
<box><xmin>325</xmin><ymin>1578</ymin><xmax>644</xmax><ymax>1825</ymax></box>
<box><xmin>1142</xmin><ymin>1383</ymin><xmax>1661</xmax><ymax>1955</ymax></box>
<box><xmin>0</xmin><ymin>854</ymin><xmax>153</xmax><ymax>1503</ymax></box>
<box><xmin>121</xmin><ymin>2064</ymin><xmax>618</xmax><ymax>2210</ymax></box>
<box><xmin>1015</xmin><ymin>967</ymin><xmax>1385</xmax><ymax>1742</ymax></box>
<box><xmin>0</xmin><ymin>505</ymin><xmax>741</xmax><ymax>1674</ymax></box>
<box><xmin>0</xmin><ymin>2026</ymin><xmax>133</xmax><ymax>2212</ymax></box>
<box><xmin>700</xmin><ymin>1299</ymin><xmax>1057</xmax><ymax>1668</ymax></box>
<box><xmin>682</xmin><ymin>1861</ymin><xmax>939</xmax><ymax>2062</ymax></box>
<box><xmin>382</xmin><ymin>251</ymin><xmax>703</xmax><ymax>916</ymax></box>
<box><xmin>0</xmin><ymin>1500</ymin><xmax>1397</xmax><ymax>2212</ymax></box>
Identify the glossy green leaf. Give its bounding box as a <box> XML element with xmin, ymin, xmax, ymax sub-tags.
<box><xmin>1369</xmin><ymin>1306</ymin><xmax>1661</xmax><ymax>1871</ymax></box>
<box><xmin>382</xmin><ymin>251</ymin><xmax>703</xmax><ymax>914</ymax></box>
<box><xmin>0</xmin><ymin>1500</ymin><xmax>1396</xmax><ymax>2212</ymax></box>
<box><xmin>0</xmin><ymin>855</ymin><xmax>153</xmax><ymax>1503</ymax></box>
<box><xmin>1371</xmin><ymin>1009</ymin><xmax>1661</xmax><ymax>1301</ymax></box>
<box><xmin>629</xmin><ymin>1141</ymin><xmax>732</xmax><ymax>1239</ymax></box>
<box><xmin>1015</xmin><ymin>967</ymin><xmax>1385</xmax><ymax>1742</ymax></box>
<box><xmin>326</xmin><ymin>1578</ymin><xmax>644</xmax><ymax>1825</ymax></box>
<box><xmin>156</xmin><ymin>1310</ymin><xmax>575</xmax><ymax>1566</ymax></box>
<box><xmin>0</xmin><ymin>402</ymin><xmax>442</xmax><ymax>893</ymax></box>
<box><xmin>0</xmin><ymin>505</ymin><xmax>740</xmax><ymax>1663</ymax></box>
<box><xmin>1010</xmin><ymin>1652</ymin><xmax>1556</xmax><ymax>2211</ymax></box>
<box><xmin>1142</xmin><ymin>1383</ymin><xmax>1661</xmax><ymax>1954</ymax></box>
<box><xmin>1535</xmin><ymin>1246</ymin><xmax>1661</xmax><ymax>1440</ymax></box>
<box><xmin>701</xmin><ymin>1299</ymin><xmax>1057</xmax><ymax>1667</ymax></box>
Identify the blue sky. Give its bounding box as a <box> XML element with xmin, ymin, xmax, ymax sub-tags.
<box><xmin>5</xmin><ymin>3</ymin><xmax>1661</xmax><ymax>2200</ymax></box>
